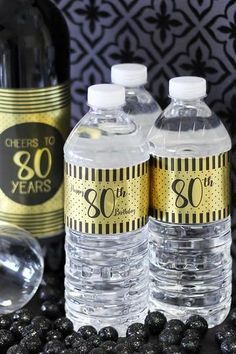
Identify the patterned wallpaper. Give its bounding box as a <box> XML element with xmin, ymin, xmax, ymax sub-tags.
<box><xmin>53</xmin><ymin>0</ymin><xmax>236</xmax><ymax>244</ymax></box>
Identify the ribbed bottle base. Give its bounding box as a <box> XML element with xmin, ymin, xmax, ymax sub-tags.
<box><xmin>149</xmin><ymin>295</ymin><xmax>231</xmax><ymax>328</ymax></box>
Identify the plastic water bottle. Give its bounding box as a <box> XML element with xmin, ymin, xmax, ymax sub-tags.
<box><xmin>111</xmin><ymin>63</ymin><xmax>161</xmax><ymax>137</ymax></box>
<box><xmin>64</xmin><ymin>84</ymin><xmax>150</xmax><ymax>334</ymax></box>
<box><xmin>149</xmin><ymin>76</ymin><xmax>232</xmax><ymax>327</ymax></box>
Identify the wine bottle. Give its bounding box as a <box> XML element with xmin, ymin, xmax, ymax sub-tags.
<box><xmin>0</xmin><ymin>0</ymin><xmax>70</xmax><ymax>271</ymax></box>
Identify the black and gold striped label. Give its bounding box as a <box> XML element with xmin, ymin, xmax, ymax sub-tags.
<box><xmin>0</xmin><ymin>84</ymin><xmax>70</xmax><ymax>113</ymax></box>
<box><xmin>150</xmin><ymin>152</ymin><xmax>230</xmax><ymax>224</ymax></box>
<box><xmin>0</xmin><ymin>83</ymin><xmax>70</xmax><ymax>238</ymax></box>
<box><xmin>65</xmin><ymin>161</ymin><xmax>149</xmax><ymax>234</ymax></box>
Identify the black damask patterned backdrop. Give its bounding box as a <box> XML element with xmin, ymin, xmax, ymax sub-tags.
<box><xmin>54</xmin><ymin>0</ymin><xmax>236</xmax><ymax>248</ymax></box>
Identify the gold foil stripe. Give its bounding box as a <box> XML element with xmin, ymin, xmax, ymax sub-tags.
<box><xmin>0</xmin><ymin>96</ymin><xmax>70</xmax><ymax>106</ymax></box>
<box><xmin>149</xmin><ymin>206</ymin><xmax>230</xmax><ymax>224</ymax></box>
<box><xmin>23</xmin><ymin>225</ymin><xmax>63</xmax><ymax>235</ymax></box>
<box><xmin>65</xmin><ymin>216</ymin><xmax>148</xmax><ymax>235</ymax></box>
<box><xmin>0</xmin><ymin>83</ymin><xmax>70</xmax><ymax>95</ymax></box>
<box><xmin>0</xmin><ymin>217</ymin><xmax>63</xmax><ymax>233</ymax></box>
<box><xmin>0</xmin><ymin>90</ymin><xmax>70</xmax><ymax>99</ymax></box>
<box><xmin>0</xmin><ymin>216</ymin><xmax>63</xmax><ymax>228</ymax></box>
<box><xmin>0</xmin><ymin>84</ymin><xmax>70</xmax><ymax>113</ymax></box>
<box><xmin>150</xmin><ymin>152</ymin><xmax>230</xmax><ymax>171</ymax></box>
<box><xmin>0</xmin><ymin>216</ymin><xmax>63</xmax><ymax>226</ymax></box>
<box><xmin>0</xmin><ymin>97</ymin><xmax>70</xmax><ymax>107</ymax></box>
<box><xmin>0</xmin><ymin>210</ymin><xmax>64</xmax><ymax>217</ymax></box>
<box><xmin>65</xmin><ymin>161</ymin><xmax>149</xmax><ymax>181</ymax></box>
<box><xmin>0</xmin><ymin>105</ymin><xmax>70</xmax><ymax>114</ymax></box>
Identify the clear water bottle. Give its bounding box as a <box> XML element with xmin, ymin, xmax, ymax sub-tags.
<box><xmin>149</xmin><ymin>77</ymin><xmax>232</xmax><ymax>327</ymax></box>
<box><xmin>64</xmin><ymin>84</ymin><xmax>150</xmax><ymax>334</ymax></box>
<box><xmin>111</xmin><ymin>63</ymin><xmax>162</xmax><ymax>137</ymax></box>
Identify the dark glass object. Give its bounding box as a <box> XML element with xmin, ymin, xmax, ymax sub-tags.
<box><xmin>0</xmin><ymin>0</ymin><xmax>70</xmax><ymax>271</ymax></box>
<box><xmin>0</xmin><ymin>0</ymin><xmax>69</xmax><ymax>88</ymax></box>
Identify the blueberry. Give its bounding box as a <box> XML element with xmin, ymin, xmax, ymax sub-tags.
<box><xmin>64</xmin><ymin>332</ymin><xmax>83</xmax><ymax>348</ymax></box>
<box><xmin>184</xmin><ymin>329</ymin><xmax>201</xmax><ymax>341</ymax></box>
<box><xmin>7</xmin><ymin>344</ymin><xmax>29</xmax><ymax>354</ymax></box>
<box><xmin>139</xmin><ymin>343</ymin><xmax>159</xmax><ymax>354</ymax></box>
<box><xmin>9</xmin><ymin>321</ymin><xmax>27</xmax><ymax>340</ymax></box>
<box><xmin>159</xmin><ymin>328</ymin><xmax>182</xmax><ymax>345</ymax></box>
<box><xmin>165</xmin><ymin>319</ymin><xmax>186</xmax><ymax>334</ymax></box>
<box><xmin>21</xmin><ymin>324</ymin><xmax>44</xmax><ymax>340</ymax></box>
<box><xmin>229</xmin><ymin>309</ymin><xmax>236</xmax><ymax>327</ymax></box>
<box><xmin>71</xmin><ymin>337</ymin><xmax>86</xmax><ymax>349</ymax></box>
<box><xmin>113</xmin><ymin>343</ymin><xmax>132</xmax><ymax>354</ymax></box>
<box><xmin>90</xmin><ymin>349</ymin><xmax>105</xmax><ymax>354</ymax></box>
<box><xmin>54</xmin><ymin>317</ymin><xmax>73</xmax><ymax>336</ymax></box>
<box><xmin>46</xmin><ymin>330</ymin><xmax>64</xmax><ymax>342</ymax></box>
<box><xmin>181</xmin><ymin>336</ymin><xmax>201</xmax><ymax>353</ymax></box>
<box><xmin>126</xmin><ymin>323</ymin><xmax>148</xmax><ymax>342</ymax></box>
<box><xmin>31</xmin><ymin>316</ymin><xmax>52</xmax><ymax>334</ymax></box>
<box><xmin>87</xmin><ymin>334</ymin><xmax>102</xmax><ymax>348</ymax></box>
<box><xmin>71</xmin><ymin>341</ymin><xmax>93</xmax><ymax>353</ymax></box>
<box><xmin>100</xmin><ymin>340</ymin><xmax>117</xmax><ymax>352</ymax></box>
<box><xmin>13</xmin><ymin>309</ymin><xmax>33</xmax><ymax>324</ymax></box>
<box><xmin>20</xmin><ymin>334</ymin><xmax>42</xmax><ymax>353</ymax></box>
<box><xmin>99</xmin><ymin>326</ymin><xmax>118</xmax><ymax>342</ymax></box>
<box><xmin>145</xmin><ymin>311</ymin><xmax>167</xmax><ymax>335</ymax></box>
<box><xmin>0</xmin><ymin>316</ymin><xmax>12</xmax><ymax>330</ymax></box>
<box><xmin>185</xmin><ymin>315</ymin><xmax>208</xmax><ymax>336</ymax></box>
<box><xmin>41</xmin><ymin>301</ymin><xmax>61</xmax><ymax>320</ymax></box>
<box><xmin>221</xmin><ymin>337</ymin><xmax>236</xmax><ymax>354</ymax></box>
<box><xmin>0</xmin><ymin>329</ymin><xmax>16</xmax><ymax>352</ymax></box>
<box><xmin>43</xmin><ymin>339</ymin><xmax>65</xmax><ymax>353</ymax></box>
<box><xmin>77</xmin><ymin>325</ymin><xmax>97</xmax><ymax>339</ymax></box>
<box><xmin>215</xmin><ymin>325</ymin><xmax>236</xmax><ymax>344</ymax></box>
<box><xmin>162</xmin><ymin>345</ymin><xmax>185</xmax><ymax>354</ymax></box>
<box><xmin>128</xmin><ymin>335</ymin><xmax>143</xmax><ymax>351</ymax></box>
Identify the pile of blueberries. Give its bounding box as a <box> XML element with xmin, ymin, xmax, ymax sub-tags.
<box><xmin>0</xmin><ymin>310</ymin><xmax>208</xmax><ymax>354</ymax></box>
<box><xmin>216</xmin><ymin>309</ymin><xmax>236</xmax><ymax>354</ymax></box>
<box><xmin>0</xmin><ymin>271</ymin><xmax>235</xmax><ymax>353</ymax></box>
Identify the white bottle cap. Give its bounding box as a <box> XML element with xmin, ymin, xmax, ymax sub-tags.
<box><xmin>87</xmin><ymin>84</ymin><xmax>125</xmax><ymax>108</ymax></box>
<box><xmin>111</xmin><ymin>63</ymin><xmax>147</xmax><ymax>87</ymax></box>
<box><xmin>169</xmin><ymin>76</ymin><xmax>207</xmax><ymax>100</ymax></box>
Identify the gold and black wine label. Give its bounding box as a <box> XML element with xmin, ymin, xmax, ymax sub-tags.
<box><xmin>150</xmin><ymin>152</ymin><xmax>230</xmax><ymax>224</ymax></box>
<box><xmin>0</xmin><ymin>83</ymin><xmax>70</xmax><ymax>238</ymax></box>
<box><xmin>65</xmin><ymin>161</ymin><xmax>149</xmax><ymax>234</ymax></box>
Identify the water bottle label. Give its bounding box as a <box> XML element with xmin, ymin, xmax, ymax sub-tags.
<box><xmin>150</xmin><ymin>152</ymin><xmax>230</xmax><ymax>224</ymax></box>
<box><xmin>64</xmin><ymin>161</ymin><xmax>149</xmax><ymax>234</ymax></box>
<box><xmin>0</xmin><ymin>83</ymin><xmax>70</xmax><ymax>238</ymax></box>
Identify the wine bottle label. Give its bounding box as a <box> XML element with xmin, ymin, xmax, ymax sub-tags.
<box><xmin>0</xmin><ymin>83</ymin><xmax>70</xmax><ymax>238</ymax></box>
<box><xmin>150</xmin><ymin>152</ymin><xmax>230</xmax><ymax>224</ymax></box>
<box><xmin>64</xmin><ymin>161</ymin><xmax>149</xmax><ymax>234</ymax></box>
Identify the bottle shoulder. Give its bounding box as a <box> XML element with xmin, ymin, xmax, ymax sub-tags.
<box><xmin>149</xmin><ymin>102</ymin><xmax>231</xmax><ymax>157</ymax></box>
<box><xmin>0</xmin><ymin>0</ymin><xmax>70</xmax><ymax>88</ymax></box>
<box><xmin>125</xmin><ymin>88</ymin><xmax>161</xmax><ymax>115</ymax></box>
<box><xmin>64</xmin><ymin>112</ymin><xmax>150</xmax><ymax>168</ymax></box>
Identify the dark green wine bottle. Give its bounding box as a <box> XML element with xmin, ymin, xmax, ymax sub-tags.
<box><xmin>0</xmin><ymin>0</ymin><xmax>70</xmax><ymax>271</ymax></box>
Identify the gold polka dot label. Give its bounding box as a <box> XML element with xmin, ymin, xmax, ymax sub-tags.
<box><xmin>0</xmin><ymin>83</ymin><xmax>70</xmax><ymax>238</ymax></box>
<box><xmin>150</xmin><ymin>152</ymin><xmax>230</xmax><ymax>224</ymax></box>
<box><xmin>65</xmin><ymin>161</ymin><xmax>149</xmax><ymax>234</ymax></box>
